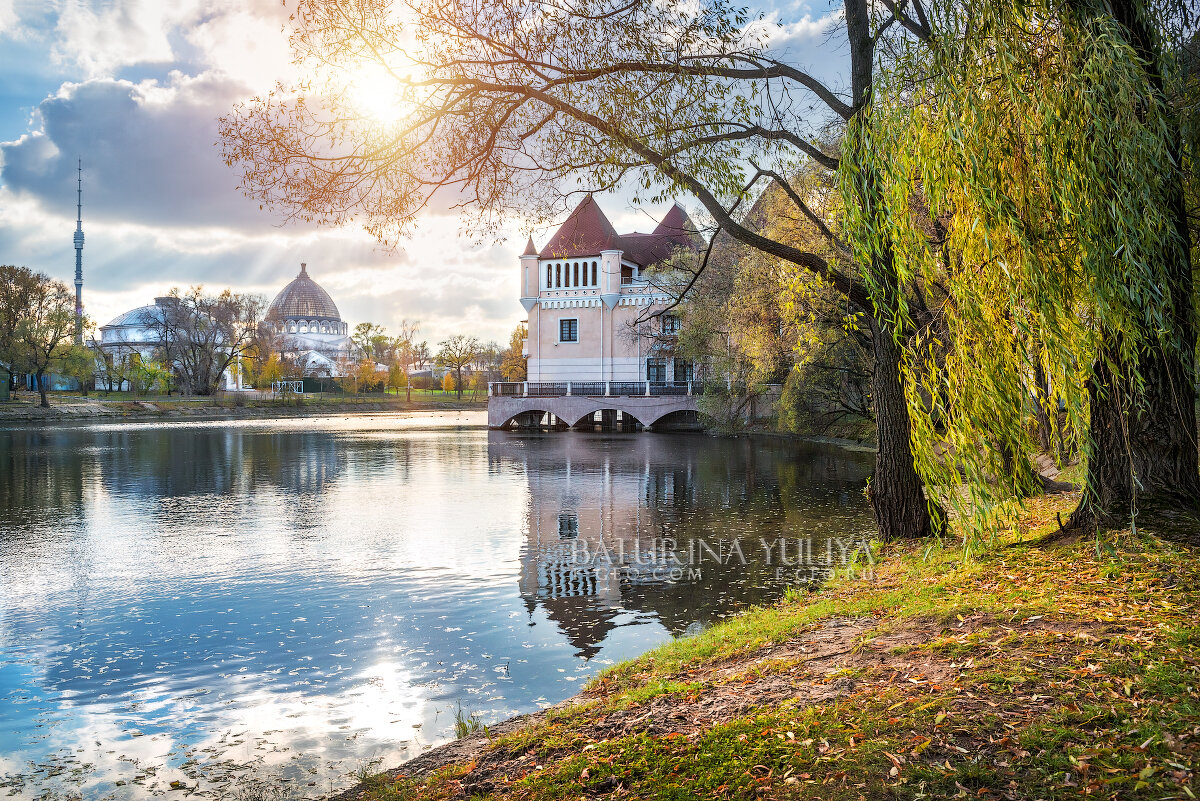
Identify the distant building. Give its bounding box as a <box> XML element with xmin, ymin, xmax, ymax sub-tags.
<box><xmin>520</xmin><ymin>196</ymin><xmax>700</xmax><ymax>383</ymax></box>
<box><xmin>96</xmin><ymin>297</ymin><xmax>239</xmax><ymax>391</ymax></box>
<box><xmin>267</xmin><ymin>263</ymin><xmax>351</xmax><ymax>368</ymax></box>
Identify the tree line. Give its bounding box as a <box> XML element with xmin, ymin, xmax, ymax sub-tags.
<box><xmin>220</xmin><ymin>0</ymin><xmax>1200</xmax><ymax>543</ymax></box>
<box><xmin>0</xmin><ymin>267</ymin><xmax>530</xmax><ymax>405</ymax></box>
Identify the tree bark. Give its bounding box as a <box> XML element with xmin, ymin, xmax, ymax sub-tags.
<box><xmin>1068</xmin><ymin>341</ymin><xmax>1200</xmax><ymax>536</ymax></box>
<box><xmin>1064</xmin><ymin>0</ymin><xmax>1200</xmax><ymax>537</ymax></box>
<box><xmin>36</xmin><ymin>369</ymin><xmax>49</xmax><ymax>408</ymax></box>
<box><xmin>869</xmin><ymin>321</ymin><xmax>944</xmax><ymax>540</ymax></box>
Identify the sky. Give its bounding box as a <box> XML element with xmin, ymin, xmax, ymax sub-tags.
<box><xmin>0</xmin><ymin>0</ymin><xmax>845</xmax><ymax>346</ymax></box>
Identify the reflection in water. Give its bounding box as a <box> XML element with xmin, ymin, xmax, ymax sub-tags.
<box><xmin>0</xmin><ymin>416</ymin><xmax>873</xmax><ymax>799</ymax></box>
<box><xmin>490</xmin><ymin>433</ymin><xmax>875</xmax><ymax>657</ymax></box>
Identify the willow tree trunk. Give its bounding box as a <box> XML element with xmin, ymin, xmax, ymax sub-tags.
<box><xmin>1065</xmin><ymin>0</ymin><xmax>1200</xmax><ymax>537</ymax></box>
<box><xmin>869</xmin><ymin>320</ymin><xmax>943</xmax><ymax>540</ymax></box>
<box><xmin>1071</xmin><ymin>341</ymin><xmax>1200</xmax><ymax>536</ymax></box>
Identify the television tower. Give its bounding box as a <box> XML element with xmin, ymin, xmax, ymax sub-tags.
<box><xmin>73</xmin><ymin>159</ymin><xmax>84</xmax><ymax>344</ymax></box>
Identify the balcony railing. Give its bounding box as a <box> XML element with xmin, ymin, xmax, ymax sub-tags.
<box><xmin>489</xmin><ymin>381</ymin><xmax>705</xmax><ymax>398</ymax></box>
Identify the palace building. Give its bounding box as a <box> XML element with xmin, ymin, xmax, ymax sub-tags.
<box><xmin>520</xmin><ymin>196</ymin><xmax>701</xmax><ymax>383</ymax></box>
<box><xmin>267</xmin><ymin>263</ymin><xmax>351</xmax><ymax>365</ymax></box>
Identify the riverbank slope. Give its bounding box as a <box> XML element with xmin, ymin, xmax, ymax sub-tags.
<box><xmin>0</xmin><ymin>393</ymin><xmax>485</xmax><ymax>423</ymax></box>
<box><xmin>337</xmin><ymin>492</ymin><xmax>1199</xmax><ymax>800</ymax></box>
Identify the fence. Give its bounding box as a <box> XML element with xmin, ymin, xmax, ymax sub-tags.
<box><xmin>488</xmin><ymin>381</ymin><xmax>704</xmax><ymax>398</ymax></box>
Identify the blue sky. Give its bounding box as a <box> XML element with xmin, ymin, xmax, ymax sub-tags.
<box><xmin>0</xmin><ymin>0</ymin><xmax>845</xmax><ymax>345</ymax></box>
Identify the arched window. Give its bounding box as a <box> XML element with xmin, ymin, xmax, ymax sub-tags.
<box><xmin>555</xmin><ymin>264</ymin><xmax>561</xmax><ymax>287</ymax></box>
<box><xmin>591</xmin><ymin>261</ymin><xmax>598</xmax><ymax>286</ymax></box>
<box><xmin>546</xmin><ymin>264</ymin><xmax>552</xmax><ymax>288</ymax></box>
<box><xmin>573</xmin><ymin>262</ymin><xmax>580</xmax><ymax>286</ymax></box>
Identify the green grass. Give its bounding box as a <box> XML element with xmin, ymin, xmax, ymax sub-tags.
<box><xmin>453</xmin><ymin>703</ymin><xmax>487</xmax><ymax>740</ymax></box>
<box><xmin>350</xmin><ymin>491</ymin><xmax>1200</xmax><ymax>800</ymax></box>
<box><xmin>6</xmin><ymin>388</ymin><xmax>486</xmax><ymax>410</ymax></box>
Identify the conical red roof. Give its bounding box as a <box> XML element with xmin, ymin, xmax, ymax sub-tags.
<box><xmin>538</xmin><ymin>196</ymin><xmax>622</xmax><ymax>259</ymax></box>
<box><xmin>535</xmin><ymin>198</ymin><xmax>703</xmax><ymax>267</ymax></box>
<box><xmin>522</xmin><ymin>236</ymin><xmax>538</xmax><ymax>257</ymax></box>
<box><xmin>653</xmin><ymin>203</ymin><xmax>701</xmax><ymax>247</ymax></box>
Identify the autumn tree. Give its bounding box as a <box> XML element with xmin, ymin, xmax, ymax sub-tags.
<box><xmin>56</xmin><ymin>341</ymin><xmax>99</xmax><ymax>396</ymax></box>
<box><xmin>500</xmin><ymin>323</ymin><xmax>528</xmax><ymax>381</ymax></box>
<box><xmin>3</xmin><ymin>269</ymin><xmax>77</xmax><ymax>407</ymax></box>
<box><xmin>855</xmin><ymin>0</ymin><xmax>1200</xmax><ymax>538</ymax></box>
<box><xmin>220</xmin><ymin>0</ymin><xmax>949</xmax><ymax>541</ymax></box>
<box><xmin>412</xmin><ymin>341</ymin><xmax>432</xmax><ymax>372</ymax></box>
<box><xmin>352</xmin><ymin>322</ymin><xmax>386</xmax><ymax>360</ymax></box>
<box><xmin>392</xmin><ymin>319</ymin><xmax>421</xmax><ymax>400</ymax></box>
<box><xmin>436</xmin><ymin>334</ymin><xmax>480</xmax><ymax>399</ymax></box>
<box><xmin>0</xmin><ymin>265</ymin><xmax>38</xmax><ymax>382</ymax></box>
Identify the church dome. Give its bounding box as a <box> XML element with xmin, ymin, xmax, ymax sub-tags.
<box><xmin>269</xmin><ymin>263</ymin><xmax>341</xmax><ymax>321</ymax></box>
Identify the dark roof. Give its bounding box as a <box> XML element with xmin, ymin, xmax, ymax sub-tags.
<box><xmin>522</xmin><ymin>236</ymin><xmax>539</xmax><ymax>257</ymax></box>
<box><xmin>538</xmin><ymin>196</ymin><xmax>622</xmax><ymax>259</ymax></box>
<box><xmin>537</xmin><ymin>198</ymin><xmax>702</xmax><ymax>267</ymax></box>
<box><xmin>268</xmin><ymin>263</ymin><xmax>342</xmax><ymax>321</ymax></box>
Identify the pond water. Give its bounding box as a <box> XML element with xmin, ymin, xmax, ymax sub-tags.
<box><xmin>0</xmin><ymin>413</ymin><xmax>874</xmax><ymax>799</ymax></box>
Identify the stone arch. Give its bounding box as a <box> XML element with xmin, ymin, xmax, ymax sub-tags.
<box><xmin>645</xmin><ymin>409</ymin><xmax>703</xmax><ymax>431</ymax></box>
<box><xmin>500</xmin><ymin>409</ymin><xmax>551</xmax><ymax>429</ymax></box>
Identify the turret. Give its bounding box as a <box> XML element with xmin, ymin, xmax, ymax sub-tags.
<box><xmin>520</xmin><ymin>236</ymin><xmax>539</xmax><ymax>312</ymax></box>
<box><xmin>600</xmin><ymin>249</ymin><xmax>622</xmax><ymax>308</ymax></box>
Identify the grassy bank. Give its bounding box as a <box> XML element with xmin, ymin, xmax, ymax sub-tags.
<box><xmin>0</xmin><ymin>390</ymin><xmax>486</xmax><ymax>421</ymax></box>
<box><xmin>341</xmin><ymin>492</ymin><xmax>1198</xmax><ymax>801</ymax></box>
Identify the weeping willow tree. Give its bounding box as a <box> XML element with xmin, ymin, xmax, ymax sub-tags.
<box><xmin>846</xmin><ymin>0</ymin><xmax>1200</xmax><ymax>540</ymax></box>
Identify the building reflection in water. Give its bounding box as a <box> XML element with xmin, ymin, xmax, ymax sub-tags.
<box><xmin>488</xmin><ymin>431</ymin><xmax>875</xmax><ymax>658</ymax></box>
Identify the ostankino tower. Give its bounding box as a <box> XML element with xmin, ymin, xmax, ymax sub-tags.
<box><xmin>73</xmin><ymin>159</ymin><xmax>84</xmax><ymax>344</ymax></box>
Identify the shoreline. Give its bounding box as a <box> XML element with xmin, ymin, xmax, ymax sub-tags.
<box><xmin>327</xmin><ymin>491</ymin><xmax>1198</xmax><ymax>801</ymax></box>
<box><xmin>1</xmin><ymin>398</ymin><xmax>876</xmax><ymax>455</ymax></box>
<box><xmin>0</xmin><ymin>396</ymin><xmax>486</xmax><ymax>426</ymax></box>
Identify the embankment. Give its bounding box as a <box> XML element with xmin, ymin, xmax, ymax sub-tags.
<box><xmin>333</xmin><ymin>491</ymin><xmax>1198</xmax><ymax>800</ymax></box>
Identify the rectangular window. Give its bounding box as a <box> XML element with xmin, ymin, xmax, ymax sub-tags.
<box><xmin>673</xmin><ymin>359</ymin><xmax>693</xmax><ymax>383</ymax></box>
<box><xmin>558</xmin><ymin>513</ymin><xmax>579</xmax><ymax>539</ymax></box>
<box><xmin>559</xmin><ymin>318</ymin><xmax>578</xmax><ymax>342</ymax></box>
<box><xmin>646</xmin><ymin>358</ymin><xmax>666</xmax><ymax>382</ymax></box>
<box><xmin>662</xmin><ymin>314</ymin><xmax>680</xmax><ymax>334</ymax></box>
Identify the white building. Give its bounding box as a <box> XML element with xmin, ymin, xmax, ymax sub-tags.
<box><xmin>521</xmin><ymin>197</ymin><xmax>700</xmax><ymax>383</ymax></box>
<box><xmin>97</xmin><ymin>297</ymin><xmax>240</xmax><ymax>391</ymax></box>
<box><xmin>266</xmin><ymin>263</ymin><xmax>351</xmax><ymax>368</ymax></box>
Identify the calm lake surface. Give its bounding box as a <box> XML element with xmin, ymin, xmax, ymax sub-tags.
<box><xmin>0</xmin><ymin>413</ymin><xmax>874</xmax><ymax>799</ymax></box>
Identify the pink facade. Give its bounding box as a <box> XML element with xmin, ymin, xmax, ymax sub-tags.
<box><xmin>520</xmin><ymin>198</ymin><xmax>699</xmax><ymax>383</ymax></box>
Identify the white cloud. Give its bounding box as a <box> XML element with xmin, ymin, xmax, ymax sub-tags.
<box><xmin>50</xmin><ymin>0</ymin><xmax>178</xmax><ymax>77</ymax></box>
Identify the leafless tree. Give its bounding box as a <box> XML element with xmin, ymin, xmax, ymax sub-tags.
<box><xmin>148</xmin><ymin>287</ymin><xmax>265</xmax><ymax>395</ymax></box>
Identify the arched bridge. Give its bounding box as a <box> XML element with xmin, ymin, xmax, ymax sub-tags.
<box><xmin>488</xmin><ymin>381</ymin><xmax>702</xmax><ymax>431</ymax></box>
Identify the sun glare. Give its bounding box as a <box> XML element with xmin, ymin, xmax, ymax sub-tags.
<box><xmin>345</xmin><ymin>61</ymin><xmax>409</xmax><ymax>125</ymax></box>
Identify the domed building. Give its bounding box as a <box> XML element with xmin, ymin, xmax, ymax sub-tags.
<box><xmin>96</xmin><ymin>296</ymin><xmax>240</xmax><ymax>391</ymax></box>
<box><xmin>268</xmin><ymin>263</ymin><xmax>351</xmax><ymax>365</ymax></box>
